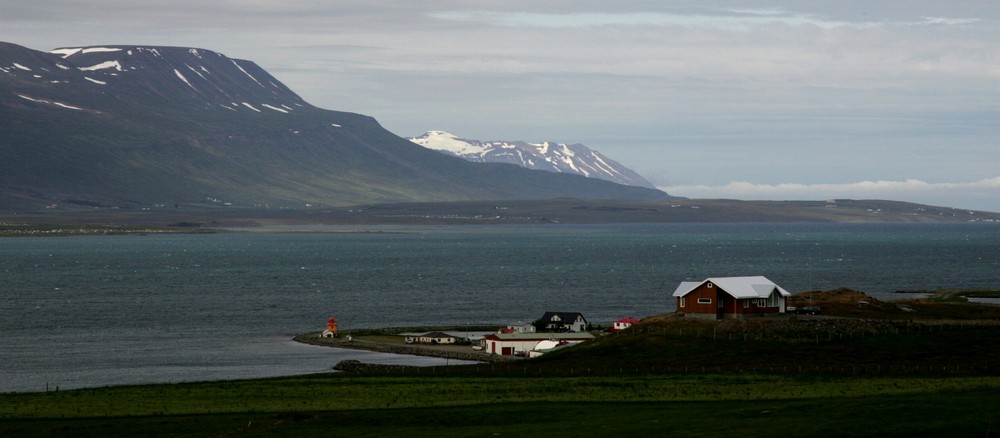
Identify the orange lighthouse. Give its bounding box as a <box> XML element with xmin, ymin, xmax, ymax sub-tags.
<box><xmin>323</xmin><ymin>315</ymin><xmax>339</xmax><ymax>338</ymax></box>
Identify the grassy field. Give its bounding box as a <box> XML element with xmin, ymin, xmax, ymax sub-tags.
<box><xmin>1</xmin><ymin>374</ymin><xmax>997</xmax><ymax>437</ymax></box>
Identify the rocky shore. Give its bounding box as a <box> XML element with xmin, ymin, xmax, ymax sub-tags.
<box><xmin>293</xmin><ymin>332</ymin><xmax>519</xmax><ymax>364</ymax></box>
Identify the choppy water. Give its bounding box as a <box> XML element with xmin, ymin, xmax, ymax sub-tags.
<box><xmin>2</xmin><ymin>223</ymin><xmax>998</xmax><ymax>392</ymax></box>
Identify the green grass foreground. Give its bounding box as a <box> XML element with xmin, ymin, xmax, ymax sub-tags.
<box><xmin>1</xmin><ymin>374</ymin><xmax>998</xmax><ymax>437</ymax></box>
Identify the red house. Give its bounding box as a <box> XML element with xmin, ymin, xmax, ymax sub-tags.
<box><xmin>672</xmin><ymin>276</ymin><xmax>790</xmax><ymax>320</ymax></box>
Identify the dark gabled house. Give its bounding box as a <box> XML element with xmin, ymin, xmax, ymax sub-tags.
<box><xmin>535</xmin><ymin>311</ymin><xmax>589</xmax><ymax>332</ymax></box>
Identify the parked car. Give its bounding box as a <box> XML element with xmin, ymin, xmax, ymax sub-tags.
<box><xmin>795</xmin><ymin>305</ymin><xmax>822</xmax><ymax>315</ymax></box>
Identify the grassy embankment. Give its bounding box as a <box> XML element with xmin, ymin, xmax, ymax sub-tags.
<box><xmin>1</xmin><ymin>290</ymin><xmax>998</xmax><ymax>436</ymax></box>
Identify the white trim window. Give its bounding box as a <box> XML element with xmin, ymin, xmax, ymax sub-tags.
<box><xmin>680</xmin><ymin>297</ymin><xmax>686</xmax><ymax>308</ymax></box>
<box><xmin>697</xmin><ymin>297</ymin><xmax>712</xmax><ymax>304</ymax></box>
<box><xmin>743</xmin><ymin>300</ymin><xmax>750</xmax><ymax>308</ymax></box>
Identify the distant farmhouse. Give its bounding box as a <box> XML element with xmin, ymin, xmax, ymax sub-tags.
<box><xmin>535</xmin><ymin>311</ymin><xmax>589</xmax><ymax>332</ymax></box>
<box><xmin>673</xmin><ymin>276</ymin><xmax>791</xmax><ymax>319</ymax></box>
<box><xmin>500</xmin><ymin>322</ymin><xmax>536</xmax><ymax>334</ymax></box>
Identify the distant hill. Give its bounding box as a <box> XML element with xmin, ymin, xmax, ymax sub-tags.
<box><xmin>409</xmin><ymin>131</ymin><xmax>656</xmax><ymax>189</ymax></box>
<box><xmin>299</xmin><ymin>198</ymin><xmax>1000</xmax><ymax>224</ymax></box>
<box><xmin>9</xmin><ymin>198</ymin><xmax>997</xmax><ymax>228</ymax></box>
<box><xmin>0</xmin><ymin>41</ymin><xmax>671</xmax><ymax>210</ymax></box>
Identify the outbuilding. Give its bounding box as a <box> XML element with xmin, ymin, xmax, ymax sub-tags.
<box><xmin>481</xmin><ymin>332</ymin><xmax>595</xmax><ymax>356</ymax></box>
<box><xmin>611</xmin><ymin>317</ymin><xmax>641</xmax><ymax>332</ymax></box>
<box><xmin>503</xmin><ymin>322</ymin><xmax>536</xmax><ymax>334</ymax></box>
<box><xmin>672</xmin><ymin>276</ymin><xmax>791</xmax><ymax>319</ymax></box>
<box><xmin>405</xmin><ymin>331</ymin><xmax>463</xmax><ymax>345</ymax></box>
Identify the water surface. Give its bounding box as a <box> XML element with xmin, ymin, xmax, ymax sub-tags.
<box><xmin>2</xmin><ymin>223</ymin><xmax>997</xmax><ymax>392</ymax></box>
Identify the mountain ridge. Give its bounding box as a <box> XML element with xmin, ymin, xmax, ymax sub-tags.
<box><xmin>0</xmin><ymin>41</ymin><xmax>671</xmax><ymax>210</ymax></box>
<box><xmin>409</xmin><ymin>130</ymin><xmax>656</xmax><ymax>189</ymax></box>
<box><xmin>5</xmin><ymin>198</ymin><xmax>997</xmax><ymax>228</ymax></box>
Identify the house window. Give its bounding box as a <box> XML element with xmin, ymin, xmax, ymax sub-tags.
<box><xmin>743</xmin><ymin>300</ymin><xmax>750</xmax><ymax>308</ymax></box>
<box><xmin>718</xmin><ymin>297</ymin><xmax>724</xmax><ymax>308</ymax></box>
<box><xmin>757</xmin><ymin>299</ymin><xmax>766</xmax><ymax>307</ymax></box>
<box><xmin>707</xmin><ymin>282</ymin><xmax>714</xmax><ymax>288</ymax></box>
<box><xmin>697</xmin><ymin>298</ymin><xmax>712</xmax><ymax>304</ymax></box>
<box><xmin>680</xmin><ymin>297</ymin><xmax>685</xmax><ymax>308</ymax></box>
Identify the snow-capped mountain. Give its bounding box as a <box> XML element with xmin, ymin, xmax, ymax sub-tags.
<box><xmin>0</xmin><ymin>41</ymin><xmax>670</xmax><ymax>209</ymax></box>
<box><xmin>410</xmin><ymin>131</ymin><xmax>656</xmax><ymax>189</ymax></box>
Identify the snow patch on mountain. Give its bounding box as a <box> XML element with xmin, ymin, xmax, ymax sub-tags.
<box><xmin>185</xmin><ymin>64</ymin><xmax>207</xmax><ymax>80</ymax></box>
<box><xmin>410</xmin><ymin>131</ymin><xmax>656</xmax><ymax>189</ymax></box>
<box><xmin>232</xmin><ymin>60</ymin><xmax>263</xmax><ymax>88</ymax></box>
<box><xmin>79</xmin><ymin>60</ymin><xmax>122</xmax><ymax>72</ymax></box>
<box><xmin>414</xmin><ymin>131</ymin><xmax>486</xmax><ymax>155</ymax></box>
<box><xmin>261</xmin><ymin>103</ymin><xmax>289</xmax><ymax>113</ymax></box>
<box><xmin>50</xmin><ymin>47</ymin><xmax>122</xmax><ymax>58</ymax></box>
<box><xmin>18</xmin><ymin>94</ymin><xmax>83</xmax><ymax>110</ymax></box>
<box><xmin>49</xmin><ymin>48</ymin><xmax>81</xmax><ymax>58</ymax></box>
<box><xmin>174</xmin><ymin>69</ymin><xmax>196</xmax><ymax>90</ymax></box>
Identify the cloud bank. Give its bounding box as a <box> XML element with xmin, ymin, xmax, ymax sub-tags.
<box><xmin>2</xmin><ymin>1</ymin><xmax>998</xmax><ymax>210</ymax></box>
<box><xmin>662</xmin><ymin>177</ymin><xmax>1000</xmax><ymax>212</ymax></box>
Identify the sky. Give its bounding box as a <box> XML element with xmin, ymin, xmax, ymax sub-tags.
<box><xmin>3</xmin><ymin>1</ymin><xmax>999</xmax><ymax>211</ymax></box>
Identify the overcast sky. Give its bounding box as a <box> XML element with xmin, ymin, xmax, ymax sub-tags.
<box><xmin>4</xmin><ymin>1</ymin><xmax>999</xmax><ymax>211</ymax></box>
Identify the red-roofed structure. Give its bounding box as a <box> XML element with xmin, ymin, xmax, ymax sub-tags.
<box><xmin>611</xmin><ymin>317</ymin><xmax>641</xmax><ymax>332</ymax></box>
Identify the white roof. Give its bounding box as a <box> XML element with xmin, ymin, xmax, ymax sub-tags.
<box><xmin>533</xmin><ymin>340</ymin><xmax>562</xmax><ymax>351</ymax></box>
<box><xmin>672</xmin><ymin>281</ymin><xmax>701</xmax><ymax>297</ymax></box>
<box><xmin>672</xmin><ymin>276</ymin><xmax>791</xmax><ymax>299</ymax></box>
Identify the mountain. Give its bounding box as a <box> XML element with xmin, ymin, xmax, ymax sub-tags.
<box><xmin>0</xmin><ymin>42</ymin><xmax>671</xmax><ymax>210</ymax></box>
<box><xmin>409</xmin><ymin>131</ymin><xmax>656</xmax><ymax>189</ymax></box>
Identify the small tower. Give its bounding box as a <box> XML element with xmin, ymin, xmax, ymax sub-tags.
<box><xmin>322</xmin><ymin>315</ymin><xmax>338</xmax><ymax>338</ymax></box>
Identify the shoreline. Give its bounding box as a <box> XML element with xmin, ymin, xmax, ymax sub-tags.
<box><xmin>293</xmin><ymin>332</ymin><xmax>519</xmax><ymax>364</ymax></box>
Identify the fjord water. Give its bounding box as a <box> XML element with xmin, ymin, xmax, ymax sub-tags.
<box><xmin>2</xmin><ymin>223</ymin><xmax>998</xmax><ymax>392</ymax></box>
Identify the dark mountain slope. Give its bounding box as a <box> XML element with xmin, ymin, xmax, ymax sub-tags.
<box><xmin>0</xmin><ymin>42</ymin><xmax>670</xmax><ymax>209</ymax></box>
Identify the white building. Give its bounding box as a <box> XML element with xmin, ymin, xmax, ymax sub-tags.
<box><xmin>481</xmin><ymin>332</ymin><xmax>595</xmax><ymax>356</ymax></box>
